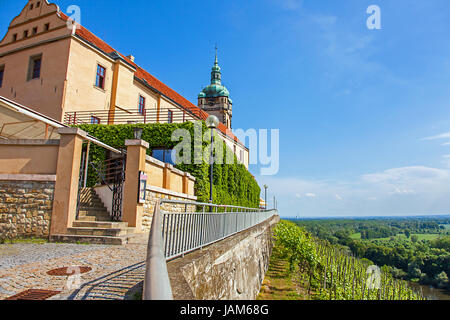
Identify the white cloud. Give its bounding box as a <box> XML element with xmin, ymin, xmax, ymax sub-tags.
<box><xmin>442</xmin><ymin>142</ymin><xmax>450</xmax><ymax>146</ymax></box>
<box><xmin>422</xmin><ymin>132</ymin><xmax>450</xmax><ymax>140</ymax></box>
<box><xmin>389</xmin><ymin>188</ymin><xmax>416</xmax><ymax>195</ymax></box>
<box><xmin>296</xmin><ymin>192</ymin><xmax>317</xmax><ymax>198</ymax></box>
<box><xmin>442</xmin><ymin>155</ymin><xmax>450</xmax><ymax>168</ymax></box>
<box><xmin>362</xmin><ymin>166</ymin><xmax>450</xmax><ymax>184</ymax></box>
<box><xmin>256</xmin><ymin>165</ymin><xmax>450</xmax><ymax>217</ymax></box>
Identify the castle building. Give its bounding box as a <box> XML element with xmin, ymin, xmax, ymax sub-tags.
<box><xmin>198</xmin><ymin>48</ymin><xmax>233</xmax><ymax>130</ymax></box>
<box><xmin>0</xmin><ymin>0</ymin><xmax>249</xmax><ymax>168</ymax></box>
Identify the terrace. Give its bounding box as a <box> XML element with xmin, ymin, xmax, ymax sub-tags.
<box><xmin>64</xmin><ymin>106</ymin><xmax>202</xmax><ymax>126</ymax></box>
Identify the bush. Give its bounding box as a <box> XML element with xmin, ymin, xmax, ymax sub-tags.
<box><xmin>76</xmin><ymin>123</ymin><xmax>260</xmax><ymax>208</ymax></box>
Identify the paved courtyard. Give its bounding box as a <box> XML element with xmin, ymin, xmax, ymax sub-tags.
<box><xmin>0</xmin><ymin>242</ymin><xmax>148</xmax><ymax>300</ymax></box>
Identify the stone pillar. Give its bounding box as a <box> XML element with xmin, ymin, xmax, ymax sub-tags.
<box><xmin>182</xmin><ymin>172</ymin><xmax>189</xmax><ymax>195</ymax></box>
<box><xmin>50</xmin><ymin>128</ymin><xmax>86</xmax><ymax>235</ymax></box>
<box><xmin>163</xmin><ymin>163</ymin><xmax>172</xmax><ymax>190</ymax></box>
<box><xmin>123</xmin><ymin>139</ymin><xmax>149</xmax><ymax>230</ymax></box>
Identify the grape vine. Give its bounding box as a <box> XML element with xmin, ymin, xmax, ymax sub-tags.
<box><xmin>274</xmin><ymin>221</ymin><xmax>425</xmax><ymax>300</ymax></box>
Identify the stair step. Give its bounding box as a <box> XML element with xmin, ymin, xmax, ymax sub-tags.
<box><xmin>79</xmin><ymin>199</ymin><xmax>104</xmax><ymax>204</ymax></box>
<box><xmin>76</xmin><ymin>216</ymin><xmax>112</xmax><ymax>222</ymax></box>
<box><xmin>72</xmin><ymin>221</ymin><xmax>129</xmax><ymax>229</ymax></box>
<box><xmin>50</xmin><ymin>232</ymin><xmax>148</xmax><ymax>245</ymax></box>
<box><xmin>50</xmin><ymin>234</ymin><xmax>126</xmax><ymax>245</ymax></box>
<box><xmin>67</xmin><ymin>227</ymin><xmax>134</xmax><ymax>237</ymax></box>
<box><xmin>78</xmin><ymin>209</ymin><xmax>109</xmax><ymax>215</ymax></box>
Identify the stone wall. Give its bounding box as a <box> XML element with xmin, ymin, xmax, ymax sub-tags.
<box><xmin>0</xmin><ymin>180</ymin><xmax>55</xmax><ymax>239</ymax></box>
<box><xmin>141</xmin><ymin>188</ymin><xmax>196</xmax><ymax>232</ymax></box>
<box><xmin>167</xmin><ymin>214</ymin><xmax>280</xmax><ymax>300</ymax></box>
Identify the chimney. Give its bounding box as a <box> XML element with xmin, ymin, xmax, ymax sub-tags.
<box><xmin>127</xmin><ymin>54</ymin><xmax>135</xmax><ymax>62</ymax></box>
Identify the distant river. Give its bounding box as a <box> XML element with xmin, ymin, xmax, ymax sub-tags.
<box><xmin>409</xmin><ymin>282</ymin><xmax>450</xmax><ymax>300</ymax></box>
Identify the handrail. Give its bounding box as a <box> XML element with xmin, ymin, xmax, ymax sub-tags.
<box><xmin>143</xmin><ymin>198</ymin><xmax>278</xmax><ymax>300</ymax></box>
<box><xmin>64</xmin><ymin>107</ymin><xmax>200</xmax><ymax>126</ymax></box>
<box><xmin>89</xmin><ymin>162</ymin><xmax>113</xmax><ymax>191</ymax></box>
<box><xmin>143</xmin><ymin>200</ymin><xmax>173</xmax><ymax>300</ymax></box>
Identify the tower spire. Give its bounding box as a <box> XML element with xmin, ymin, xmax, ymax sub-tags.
<box><xmin>214</xmin><ymin>44</ymin><xmax>218</xmax><ymax>65</ymax></box>
<box><xmin>211</xmin><ymin>44</ymin><xmax>221</xmax><ymax>85</ymax></box>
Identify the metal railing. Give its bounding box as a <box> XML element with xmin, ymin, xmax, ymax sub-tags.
<box><xmin>143</xmin><ymin>199</ymin><xmax>278</xmax><ymax>300</ymax></box>
<box><xmin>64</xmin><ymin>107</ymin><xmax>202</xmax><ymax>125</ymax></box>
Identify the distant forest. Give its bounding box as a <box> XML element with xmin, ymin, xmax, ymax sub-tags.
<box><xmin>292</xmin><ymin>216</ymin><xmax>450</xmax><ymax>291</ymax></box>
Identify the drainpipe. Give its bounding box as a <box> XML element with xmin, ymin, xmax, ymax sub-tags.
<box><xmin>108</xmin><ymin>62</ymin><xmax>120</xmax><ymax>124</ymax></box>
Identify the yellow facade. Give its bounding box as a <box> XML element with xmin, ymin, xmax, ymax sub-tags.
<box><xmin>0</xmin><ymin>0</ymin><xmax>250</xmax><ymax>168</ymax></box>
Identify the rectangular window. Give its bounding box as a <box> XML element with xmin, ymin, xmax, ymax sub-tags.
<box><xmin>36</xmin><ymin>1</ymin><xmax>41</xmax><ymax>8</ymax></box>
<box><xmin>95</xmin><ymin>64</ymin><xmax>106</xmax><ymax>89</ymax></box>
<box><xmin>152</xmin><ymin>148</ymin><xmax>176</xmax><ymax>165</ymax></box>
<box><xmin>23</xmin><ymin>30</ymin><xmax>29</xmax><ymax>38</ymax></box>
<box><xmin>44</xmin><ymin>23</ymin><xmax>50</xmax><ymax>31</ymax></box>
<box><xmin>27</xmin><ymin>54</ymin><xmax>42</xmax><ymax>80</ymax></box>
<box><xmin>12</xmin><ymin>34</ymin><xmax>17</xmax><ymax>42</ymax></box>
<box><xmin>0</xmin><ymin>66</ymin><xmax>4</xmax><ymax>88</ymax></box>
<box><xmin>138</xmin><ymin>95</ymin><xmax>146</xmax><ymax>115</ymax></box>
<box><xmin>168</xmin><ymin>110</ymin><xmax>173</xmax><ymax>124</ymax></box>
<box><xmin>32</xmin><ymin>27</ymin><xmax>38</xmax><ymax>35</ymax></box>
<box><xmin>30</xmin><ymin>4</ymin><xmax>34</xmax><ymax>10</ymax></box>
<box><xmin>90</xmin><ymin>116</ymin><xmax>101</xmax><ymax>124</ymax></box>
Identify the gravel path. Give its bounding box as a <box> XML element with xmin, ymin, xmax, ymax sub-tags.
<box><xmin>0</xmin><ymin>243</ymin><xmax>147</xmax><ymax>300</ymax></box>
<box><xmin>0</xmin><ymin>243</ymin><xmax>108</xmax><ymax>270</ymax></box>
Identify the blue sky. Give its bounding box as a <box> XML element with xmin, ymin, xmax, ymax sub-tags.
<box><xmin>2</xmin><ymin>0</ymin><xmax>450</xmax><ymax>217</ymax></box>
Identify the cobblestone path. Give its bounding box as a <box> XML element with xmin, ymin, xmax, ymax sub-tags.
<box><xmin>0</xmin><ymin>243</ymin><xmax>147</xmax><ymax>300</ymax></box>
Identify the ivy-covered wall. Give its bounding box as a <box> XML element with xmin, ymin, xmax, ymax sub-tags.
<box><xmin>76</xmin><ymin>123</ymin><xmax>260</xmax><ymax>208</ymax></box>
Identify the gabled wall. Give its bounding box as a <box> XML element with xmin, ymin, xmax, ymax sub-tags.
<box><xmin>0</xmin><ymin>1</ymin><xmax>72</xmax><ymax>121</ymax></box>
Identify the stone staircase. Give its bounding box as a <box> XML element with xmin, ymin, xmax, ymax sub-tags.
<box><xmin>51</xmin><ymin>188</ymin><xmax>144</xmax><ymax>245</ymax></box>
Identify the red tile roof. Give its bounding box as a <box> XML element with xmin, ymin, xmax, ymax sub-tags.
<box><xmin>59</xmin><ymin>13</ymin><xmax>244</xmax><ymax>147</ymax></box>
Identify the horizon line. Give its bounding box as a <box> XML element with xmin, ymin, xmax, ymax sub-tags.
<box><xmin>281</xmin><ymin>213</ymin><xmax>450</xmax><ymax>219</ymax></box>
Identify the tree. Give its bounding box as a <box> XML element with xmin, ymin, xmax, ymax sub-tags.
<box><xmin>405</xmin><ymin>230</ymin><xmax>411</xmax><ymax>238</ymax></box>
<box><xmin>411</xmin><ymin>235</ymin><xmax>419</xmax><ymax>243</ymax></box>
<box><xmin>434</xmin><ymin>271</ymin><xmax>449</xmax><ymax>289</ymax></box>
<box><xmin>408</xmin><ymin>262</ymin><xmax>422</xmax><ymax>279</ymax></box>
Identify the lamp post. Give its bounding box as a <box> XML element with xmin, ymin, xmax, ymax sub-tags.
<box><xmin>206</xmin><ymin>115</ymin><xmax>219</xmax><ymax>204</ymax></box>
<box><xmin>264</xmin><ymin>185</ymin><xmax>268</xmax><ymax>210</ymax></box>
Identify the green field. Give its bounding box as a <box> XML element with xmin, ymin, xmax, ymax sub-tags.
<box><xmin>441</xmin><ymin>224</ymin><xmax>450</xmax><ymax>230</ymax></box>
<box><xmin>350</xmin><ymin>232</ymin><xmax>361</xmax><ymax>239</ymax></box>
<box><xmin>370</xmin><ymin>233</ymin><xmax>440</xmax><ymax>242</ymax></box>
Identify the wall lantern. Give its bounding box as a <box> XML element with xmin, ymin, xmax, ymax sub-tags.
<box><xmin>133</xmin><ymin>127</ymin><xmax>143</xmax><ymax>140</ymax></box>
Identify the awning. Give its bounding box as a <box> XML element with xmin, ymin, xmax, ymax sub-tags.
<box><xmin>0</xmin><ymin>96</ymin><xmax>122</xmax><ymax>154</ymax></box>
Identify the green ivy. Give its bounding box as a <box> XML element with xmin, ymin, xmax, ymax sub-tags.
<box><xmin>76</xmin><ymin>123</ymin><xmax>261</xmax><ymax>208</ymax></box>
